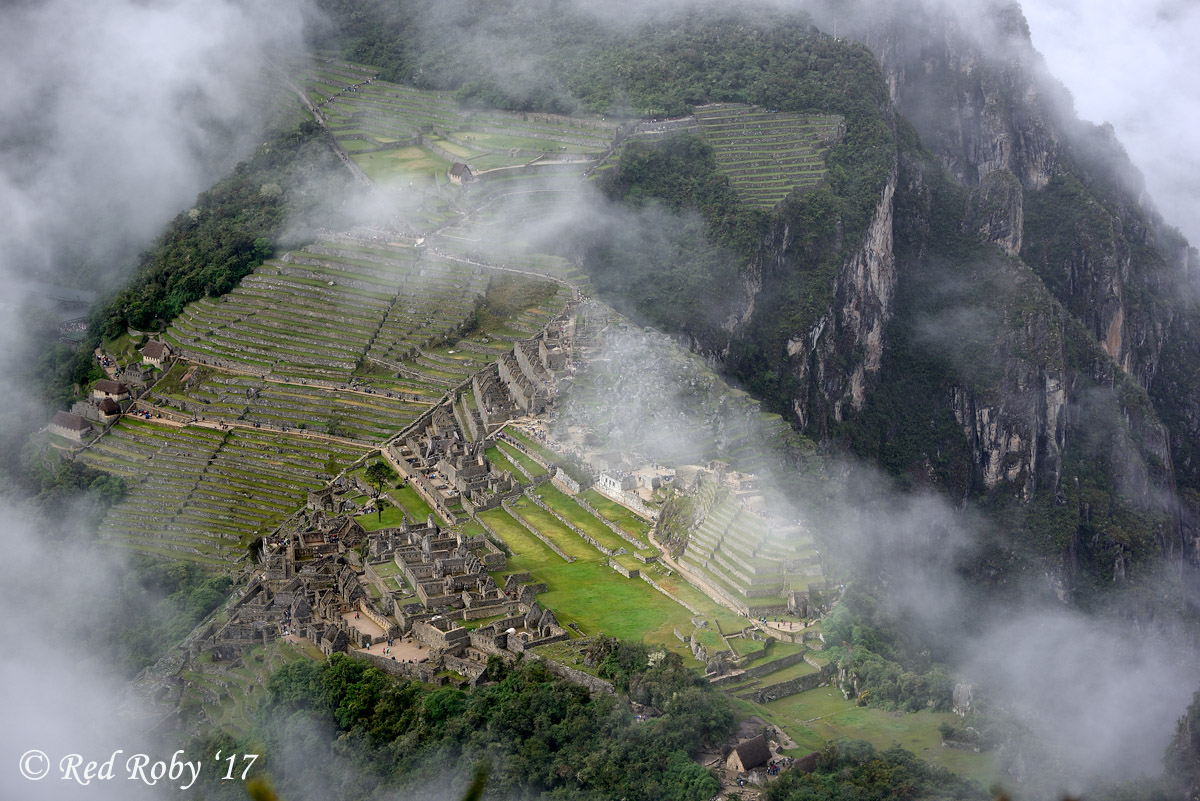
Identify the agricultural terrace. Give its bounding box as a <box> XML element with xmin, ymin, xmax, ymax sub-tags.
<box><xmin>679</xmin><ymin>482</ymin><xmax>822</xmax><ymax>616</ymax></box>
<box><xmin>163</xmin><ymin>240</ymin><xmax>492</xmax><ymax>386</ymax></box>
<box><xmin>292</xmin><ymin>56</ymin><xmax>617</xmax><ymax>187</ymax></box>
<box><xmin>728</xmin><ymin>684</ymin><xmax>999</xmax><ymax>785</ymax></box>
<box><xmin>86</xmin><ymin>231</ymin><xmax>578</xmax><ymax>564</ymax></box>
<box><xmin>480</xmin><ymin>505</ymin><xmax>700</xmax><ymax>661</ymax></box>
<box><xmin>146</xmin><ymin>364</ymin><xmax>428</xmax><ymax>444</ymax></box>
<box><xmin>78</xmin><ymin>418</ymin><xmax>366</xmax><ymax>565</ymax></box>
<box><xmin>476</xmin><ymin>467</ymin><xmax>743</xmax><ymax>662</ymax></box>
<box><xmin>692</xmin><ymin>103</ymin><xmax>844</xmax><ymax>210</ymax></box>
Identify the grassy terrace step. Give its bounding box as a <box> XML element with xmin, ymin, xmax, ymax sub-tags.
<box><xmin>508</xmin><ymin>498</ymin><xmax>603</xmax><ymax>561</ymax></box>
<box><xmin>577</xmin><ymin>488</ymin><xmax>652</xmax><ymax>539</ymax></box>
<box><xmin>84</xmin><ymin>421</ymin><xmax>368</xmax><ymax>564</ymax></box>
<box><xmin>485</xmin><ymin>446</ymin><xmax>523</xmax><ymax>480</ymax></box>
<box><xmin>149</xmin><ymin>367</ymin><xmax>424</xmax><ymax>444</ymax></box>
<box><xmin>480</xmin><ymin>508</ymin><xmax>562</xmax><ymax>566</ymax></box>
<box><xmin>496</xmin><ymin>441</ymin><xmax>547</xmax><ymax>478</ymax></box>
<box><xmin>481</xmin><ymin>509</ymin><xmax>702</xmax><ymax>660</ymax></box>
<box><xmin>532</xmin><ymin>484</ymin><xmax>653</xmax><ymax>556</ymax></box>
<box><xmin>99</xmin><ymin>538</ymin><xmax>234</xmax><ymax>567</ymax></box>
<box><xmin>501</xmin><ymin>428</ymin><xmax>560</xmax><ymax>465</ymax></box>
<box><xmin>690</xmin><ymin>103</ymin><xmax>842</xmax><ymax>210</ymax></box>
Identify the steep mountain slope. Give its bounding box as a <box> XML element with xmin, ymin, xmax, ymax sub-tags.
<box><xmin>264</xmin><ymin>0</ymin><xmax>1200</xmax><ymax>597</ymax></box>
<box><xmin>808</xmin><ymin>0</ymin><xmax>1199</xmax><ymax>596</ymax></box>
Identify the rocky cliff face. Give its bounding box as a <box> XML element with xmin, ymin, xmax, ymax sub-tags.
<box><xmin>780</xmin><ymin>166</ymin><xmax>898</xmax><ymax>432</ymax></box>
<box><xmin>856</xmin><ymin>0</ymin><xmax>1063</xmax><ymax>192</ymax></box>
<box><xmin>801</xmin><ymin>0</ymin><xmax>1199</xmax><ymax>583</ymax></box>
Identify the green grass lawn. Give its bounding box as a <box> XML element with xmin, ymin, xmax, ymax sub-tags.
<box><xmin>497</xmin><ymin>441</ymin><xmax>547</xmax><ymax>477</ymax></box>
<box><xmin>729</xmin><ymin>636</ymin><xmax>766</xmax><ymax>658</ymax></box>
<box><xmin>357</xmin><ymin>502</ymin><xmax>407</xmax><ymax>531</ymax></box>
<box><xmin>485</xmin><ymin>446</ymin><xmax>524</xmax><ymax>481</ymax></box>
<box><xmin>735</xmin><ymin>688</ymin><xmax>1000</xmax><ymax>786</ymax></box>
<box><xmin>480</xmin><ymin>508</ymin><xmax>700</xmax><ymax>659</ymax></box>
<box><xmin>579</xmin><ymin>488</ymin><xmax>652</xmax><ymax>538</ymax></box>
<box><xmin>640</xmin><ymin>566</ymin><xmax>745</xmax><ymax>632</ymax></box>
<box><xmin>353</xmin><ymin>145</ymin><xmax>450</xmax><ymax>186</ymax></box>
<box><xmin>458</xmin><ymin>520</ymin><xmax>488</xmax><ymax>539</ymax></box>
<box><xmin>752</xmin><ymin>659</ymin><xmax>817</xmax><ymax>684</ymax></box>
<box><xmin>533</xmin><ymin>485</ymin><xmax>636</xmax><ymax>554</ymax></box>
<box><xmin>509</xmin><ymin>498</ymin><xmax>598</xmax><ymax>560</ymax></box>
<box><xmin>534</xmin><ymin>560</ymin><xmax>700</xmax><ymax>656</ymax></box>
<box><xmin>743</xmin><ymin>640</ymin><xmax>806</xmax><ymax>668</ymax></box>
<box><xmin>369</xmin><ymin>559</ymin><xmax>402</xmax><ymax>577</ymax></box>
<box><xmin>692</xmin><ymin>627</ymin><xmax>725</xmax><ymax>650</ymax></box>
<box><xmin>392</xmin><ymin>484</ymin><xmax>434</xmax><ymax>522</ymax></box>
<box><xmin>480</xmin><ymin>509</ymin><xmax>563</xmax><ymax>570</ymax></box>
<box><xmin>503</xmin><ymin>428</ymin><xmax>560</xmax><ymax>464</ymax></box>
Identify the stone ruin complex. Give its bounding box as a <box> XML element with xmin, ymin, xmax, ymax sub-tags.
<box><xmin>385</xmin><ymin>310</ymin><xmax>576</xmax><ymax>521</ymax></box>
<box><xmin>195</xmin><ymin>497</ymin><xmax>567</xmax><ymax>687</ymax></box>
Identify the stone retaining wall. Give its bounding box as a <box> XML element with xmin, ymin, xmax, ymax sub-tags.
<box><xmin>739</xmin><ymin>664</ymin><xmax>835</xmax><ymax>703</ymax></box>
<box><xmin>527</xmin><ymin>653</ymin><xmax>614</xmax><ymax>695</ymax></box>
<box><xmin>571</xmin><ymin>496</ymin><xmax>646</xmax><ymax>550</ymax></box>
<box><xmin>637</xmin><ymin>572</ymin><xmax>701</xmax><ymax>615</ymax></box>
<box><xmin>608</xmin><ymin>559</ymin><xmax>639</xmax><ymax>579</ymax></box>
<box><xmin>352</xmin><ymin>650</ymin><xmax>438</xmax><ymax>682</ymax></box>
<box><xmin>742</xmin><ymin>650</ymin><xmax>809</xmax><ymax>679</ymax></box>
<box><xmin>502</xmin><ymin>500</ymin><xmax>574</xmax><ymax>563</ymax></box>
<box><xmin>594</xmin><ymin>483</ymin><xmax>658</xmax><ymax>521</ymax></box>
<box><xmin>474</xmin><ymin>160</ymin><xmax>594</xmax><ymax>183</ymax></box>
<box><xmin>524</xmin><ymin>490</ymin><xmax>614</xmax><ymax>557</ymax></box>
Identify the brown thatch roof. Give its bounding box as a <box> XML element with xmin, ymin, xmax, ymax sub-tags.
<box><xmin>94</xmin><ymin>379</ymin><xmax>128</xmax><ymax>394</ymax></box>
<box><xmin>732</xmin><ymin>734</ymin><xmax>770</xmax><ymax>771</ymax></box>
<box><xmin>51</xmin><ymin>411</ymin><xmax>90</xmax><ymax>431</ymax></box>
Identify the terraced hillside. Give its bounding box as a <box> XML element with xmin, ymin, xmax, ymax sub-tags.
<box><xmin>292</xmin><ymin>56</ymin><xmax>617</xmax><ymax>188</ymax></box>
<box><xmin>145</xmin><ymin>365</ymin><xmax>429</xmax><ymax>443</ymax></box>
<box><xmin>86</xmin><ymin>227</ymin><xmax>578</xmax><ymax>567</ymax></box>
<box><xmin>478</xmin><ymin>494</ymin><xmax>741</xmax><ymax>664</ymax></box>
<box><xmin>162</xmin><ymin>240</ymin><xmax>490</xmax><ymax>385</ymax></box>
<box><xmin>693</xmin><ymin>103</ymin><xmax>844</xmax><ymax>209</ymax></box>
<box><xmin>78</xmin><ymin>418</ymin><xmax>367</xmax><ymax>565</ymax></box>
<box><xmin>677</xmin><ymin>480</ymin><xmax>823</xmax><ymax>616</ymax></box>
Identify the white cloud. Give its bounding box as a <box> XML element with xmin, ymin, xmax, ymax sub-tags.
<box><xmin>1023</xmin><ymin>0</ymin><xmax>1200</xmax><ymax>242</ymax></box>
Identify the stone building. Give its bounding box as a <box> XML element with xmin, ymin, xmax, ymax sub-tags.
<box><xmin>92</xmin><ymin>379</ymin><xmax>130</xmax><ymax>402</ymax></box>
<box><xmin>141</xmin><ymin>340</ymin><xmax>173</xmax><ymax>367</ymax></box>
<box><xmin>96</xmin><ymin>397</ymin><xmax>121</xmax><ymax>423</ymax></box>
<box><xmin>448</xmin><ymin>162</ymin><xmax>473</xmax><ymax>184</ymax></box>
<box><xmin>49</xmin><ymin>411</ymin><xmax>91</xmax><ymax>442</ymax></box>
<box><xmin>381</xmin><ymin>518</ymin><xmax>507</xmax><ymax>613</ymax></box>
<box><xmin>390</xmin><ymin>406</ymin><xmax>518</xmax><ymax>518</ymax></box>
<box><xmin>726</xmin><ymin>734</ymin><xmax>771</xmax><ymax>775</ymax></box>
<box><xmin>121</xmin><ymin>363</ymin><xmax>153</xmax><ymax>386</ymax></box>
<box><xmin>597</xmin><ymin>470</ymin><xmax>637</xmax><ymax>495</ymax></box>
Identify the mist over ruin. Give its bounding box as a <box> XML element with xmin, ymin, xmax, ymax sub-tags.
<box><xmin>3</xmin><ymin>2</ymin><xmax>1200</xmax><ymax>800</ymax></box>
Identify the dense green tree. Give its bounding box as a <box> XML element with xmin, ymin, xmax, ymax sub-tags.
<box><xmin>252</xmin><ymin>651</ymin><xmax>729</xmax><ymax>801</ymax></box>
